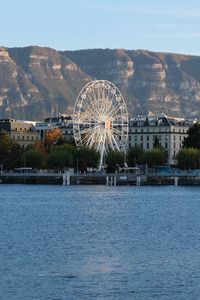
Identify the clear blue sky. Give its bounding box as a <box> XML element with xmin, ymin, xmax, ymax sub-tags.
<box><xmin>2</xmin><ymin>0</ymin><xmax>200</xmax><ymax>55</ymax></box>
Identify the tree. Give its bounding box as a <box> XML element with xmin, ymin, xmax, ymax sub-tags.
<box><xmin>127</xmin><ymin>145</ymin><xmax>146</xmax><ymax>166</ymax></box>
<box><xmin>44</xmin><ymin>128</ymin><xmax>62</xmax><ymax>151</ymax></box>
<box><xmin>0</xmin><ymin>130</ymin><xmax>21</xmax><ymax>170</ymax></box>
<box><xmin>32</xmin><ymin>140</ymin><xmax>46</xmax><ymax>154</ymax></box>
<box><xmin>22</xmin><ymin>149</ymin><xmax>45</xmax><ymax>169</ymax></box>
<box><xmin>75</xmin><ymin>147</ymin><xmax>99</xmax><ymax>172</ymax></box>
<box><xmin>46</xmin><ymin>144</ymin><xmax>76</xmax><ymax>170</ymax></box>
<box><xmin>105</xmin><ymin>150</ymin><xmax>124</xmax><ymax>173</ymax></box>
<box><xmin>176</xmin><ymin>148</ymin><xmax>200</xmax><ymax>169</ymax></box>
<box><xmin>183</xmin><ymin>123</ymin><xmax>200</xmax><ymax>149</ymax></box>
<box><xmin>146</xmin><ymin>148</ymin><xmax>166</xmax><ymax>167</ymax></box>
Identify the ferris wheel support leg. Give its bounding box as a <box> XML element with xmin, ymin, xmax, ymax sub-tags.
<box><xmin>99</xmin><ymin>148</ymin><xmax>104</xmax><ymax>171</ymax></box>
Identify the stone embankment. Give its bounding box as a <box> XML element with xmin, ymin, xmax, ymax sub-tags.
<box><xmin>1</xmin><ymin>172</ymin><xmax>200</xmax><ymax>186</ymax></box>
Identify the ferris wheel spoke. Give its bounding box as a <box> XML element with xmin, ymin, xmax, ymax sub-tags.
<box><xmin>110</xmin><ymin>126</ymin><xmax>122</xmax><ymax>134</ymax></box>
<box><xmin>74</xmin><ymin>121</ymin><xmax>99</xmax><ymax>127</ymax></box>
<box><xmin>110</xmin><ymin>133</ymin><xmax>120</xmax><ymax>151</ymax></box>
<box><xmin>84</xmin><ymin>92</ymin><xmax>100</xmax><ymax>114</ymax></box>
<box><xmin>80</xmin><ymin>131</ymin><xmax>94</xmax><ymax>146</ymax></box>
<box><xmin>106</xmin><ymin>131</ymin><xmax>116</xmax><ymax>151</ymax></box>
<box><xmin>107</xmin><ymin>102</ymin><xmax>122</xmax><ymax>118</ymax></box>
<box><xmin>108</xmin><ymin>105</ymin><xmax>125</xmax><ymax>120</ymax></box>
<box><xmin>86</xmin><ymin>129</ymin><xmax>99</xmax><ymax>148</ymax></box>
<box><xmin>78</xmin><ymin>126</ymin><xmax>96</xmax><ymax>136</ymax></box>
<box><xmin>79</xmin><ymin>125</ymin><xmax>100</xmax><ymax>138</ymax></box>
<box><xmin>80</xmin><ymin>100</ymin><xmax>100</xmax><ymax>121</ymax></box>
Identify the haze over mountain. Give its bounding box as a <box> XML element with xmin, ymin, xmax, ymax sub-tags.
<box><xmin>1</xmin><ymin>45</ymin><xmax>200</xmax><ymax>120</ymax></box>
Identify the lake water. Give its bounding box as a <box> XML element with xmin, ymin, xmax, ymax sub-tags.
<box><xmin>1</xmin><ymin>185</ymin><xmax>200</xmax><ymax>300</ymax></box>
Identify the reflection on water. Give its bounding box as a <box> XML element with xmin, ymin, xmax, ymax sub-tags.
<box><xmin>1</xmin><ymin>185</ymin><xmax>200</xmax><ymax>299</ymax></box>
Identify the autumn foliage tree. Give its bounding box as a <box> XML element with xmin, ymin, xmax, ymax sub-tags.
<box><xmin>44</xmin><ymin>128</ymin><xmax>62</xmax><ymax>151</ymax></box>
<box><xmin>32</xmin><ymin>140</ymin><xmax>46</xmax><ymax>154</ymax></box>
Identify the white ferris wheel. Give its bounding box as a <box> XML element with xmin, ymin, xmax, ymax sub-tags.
<box><xmin>73</xmin><ymin>80</ymin><xmax>129</xmax><ymax>170</ymax></box>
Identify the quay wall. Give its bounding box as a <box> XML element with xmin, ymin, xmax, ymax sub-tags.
<box><xmin>1</xmin><ymin>173</ymin><xmax>200</xmax><ymax>185</ymax></box>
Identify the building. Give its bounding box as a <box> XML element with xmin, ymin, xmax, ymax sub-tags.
<box><xmin>0</xmin><ymin>119</ymin><xmax>40</xmax><ymax>148</ymax></box>
<box><xmin>128</xmin><ymin>113</ymin><xmax>191</xmax><ymax>165</ymax></box>
<box><xmin>42</xmin><ymin>115</ymin><xmax>74</xmax><ymax>142</ymax></box>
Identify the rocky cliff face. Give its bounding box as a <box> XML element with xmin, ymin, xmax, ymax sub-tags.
<box><xmin>0</xmin><ymin>46</ymin><xmax>200</xmax><ymax>120</ymax></box>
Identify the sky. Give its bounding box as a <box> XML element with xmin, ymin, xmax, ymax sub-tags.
<box><xmin>1</xmin><ymin>0</ymin><xmax>200</xmax><ymax>55</ymax></box>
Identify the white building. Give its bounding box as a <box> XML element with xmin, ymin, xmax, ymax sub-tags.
<box><xmin>128</xmin><ymin>113</ymin><xmax>191</xmax><ymax>165</ymax></box>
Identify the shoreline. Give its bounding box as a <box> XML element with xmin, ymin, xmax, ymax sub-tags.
<box><xmin>1</xmin><ymin>173</ymin><xmax>200</xmax><ymax>186</ymax></box>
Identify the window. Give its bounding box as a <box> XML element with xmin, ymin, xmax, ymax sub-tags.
<box><xmin>129</xmin><ymin>136</ymin><xmax>131</xmax><ymax>141</ymax></box>
<box><xmin>147</xmin><ymin>135</ymin><xmax>149</xmax><ymax>141</ymax></box>
<box><xmin>165</xmin><ymin>142</ymin><xmax>168</xmax><ymax>148</ymax></box>
<box><xmin>174</xmin><ymin>135</ymin><xmax>176</xmax><ymax>140</ymax></box>
<box><xmin>174</xmin><ymin>142</ymin><xmax>176</xmax><ymax>148</ymax></box>
<box><xmin>141</xmin><ymin>136</ymin><xmax>143</xmax><ymax>141</ymax></box>
<box><xmin>147</xmin><ymin>142</ymin><xmax>149</xmax><ymax>149</ymax></box>
<box><xmin>179</xmin><ymin>136</ymin><xmax>182</xmax><ymax>141</ymax></box>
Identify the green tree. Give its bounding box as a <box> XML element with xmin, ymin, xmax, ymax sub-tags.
<box><xmin>183</xmin><ymin>123</ymin><xmax>200</xmax><ymax>149</ymax></box>
<box><xmin>75</xmin><ymin>147</ymin><xmax>99</xmax><ymax>172</ymax></box>
<box><xmin>146</xmin><ymin>148</ymin><xmax>166</xmax><ymax>167</ymax></box>
<box><xmin>127</xmin><ymin>145</ymin><xmax>146</xmax><ymax>166</ymax></box>
<box><xmin>47</xmin><ymin>144</ymin><xmax>76</xmax><ymax>170</ymax></box>
<box><xmin>22</xmin><ymin>149</ymin><xmax>45</xmax><ymax>169</ymax></box>
<box><xmin>0</xmin><ymin>130</ymin><xmax>21</xmax><ymax>170</ymax></box>
<box><xmin>105</xmin><ymin>150</ymin><xmax>124</xmax><ymax>173</ymax></box>
<box><xmin>176</xmin><ymin>148</ymin><xmax>200</xmax><ymax>169</ymax></box>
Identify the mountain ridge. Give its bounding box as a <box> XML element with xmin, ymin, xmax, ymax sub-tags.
<box><xmin>0</xmin><ymin>45</ymin><xmax>200</xmax><ymax>120</ymax></box>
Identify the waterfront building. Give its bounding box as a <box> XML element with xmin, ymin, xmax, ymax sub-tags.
<box><xmin>42</xmin><ymin>115</ymin><xmax>74</xmax><ymax>142</ymax></box>
<box><xmin>128</xmin><ymin>112</ymin><xmax>191</xmax><ymax>165</ymax></box>
<box><xmin>0</xmin><ymin>119</ymin><xmax>40</xmax><ymax>148</ymax></box>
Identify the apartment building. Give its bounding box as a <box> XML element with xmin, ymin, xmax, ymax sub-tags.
<box><xmin>128</xmin><ymin>113</ymin><xmax>191</xmax><ymax>165</ymax></box>
<box><xmin>0</xmin><ymin>119</ymin><xmax>40</xmax><ymax>148</ymax></box>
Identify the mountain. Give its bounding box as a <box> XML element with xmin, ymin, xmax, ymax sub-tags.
<box><xmin>0</xmin><ymin>46</ymin><xmax>200</xmax><ymax>120</ymax></box>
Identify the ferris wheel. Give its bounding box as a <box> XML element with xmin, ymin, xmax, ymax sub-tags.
<box><xmin>73</xmin><ymin>80</ymin><xmax>129</xmax><ymax>170</ymax></box>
